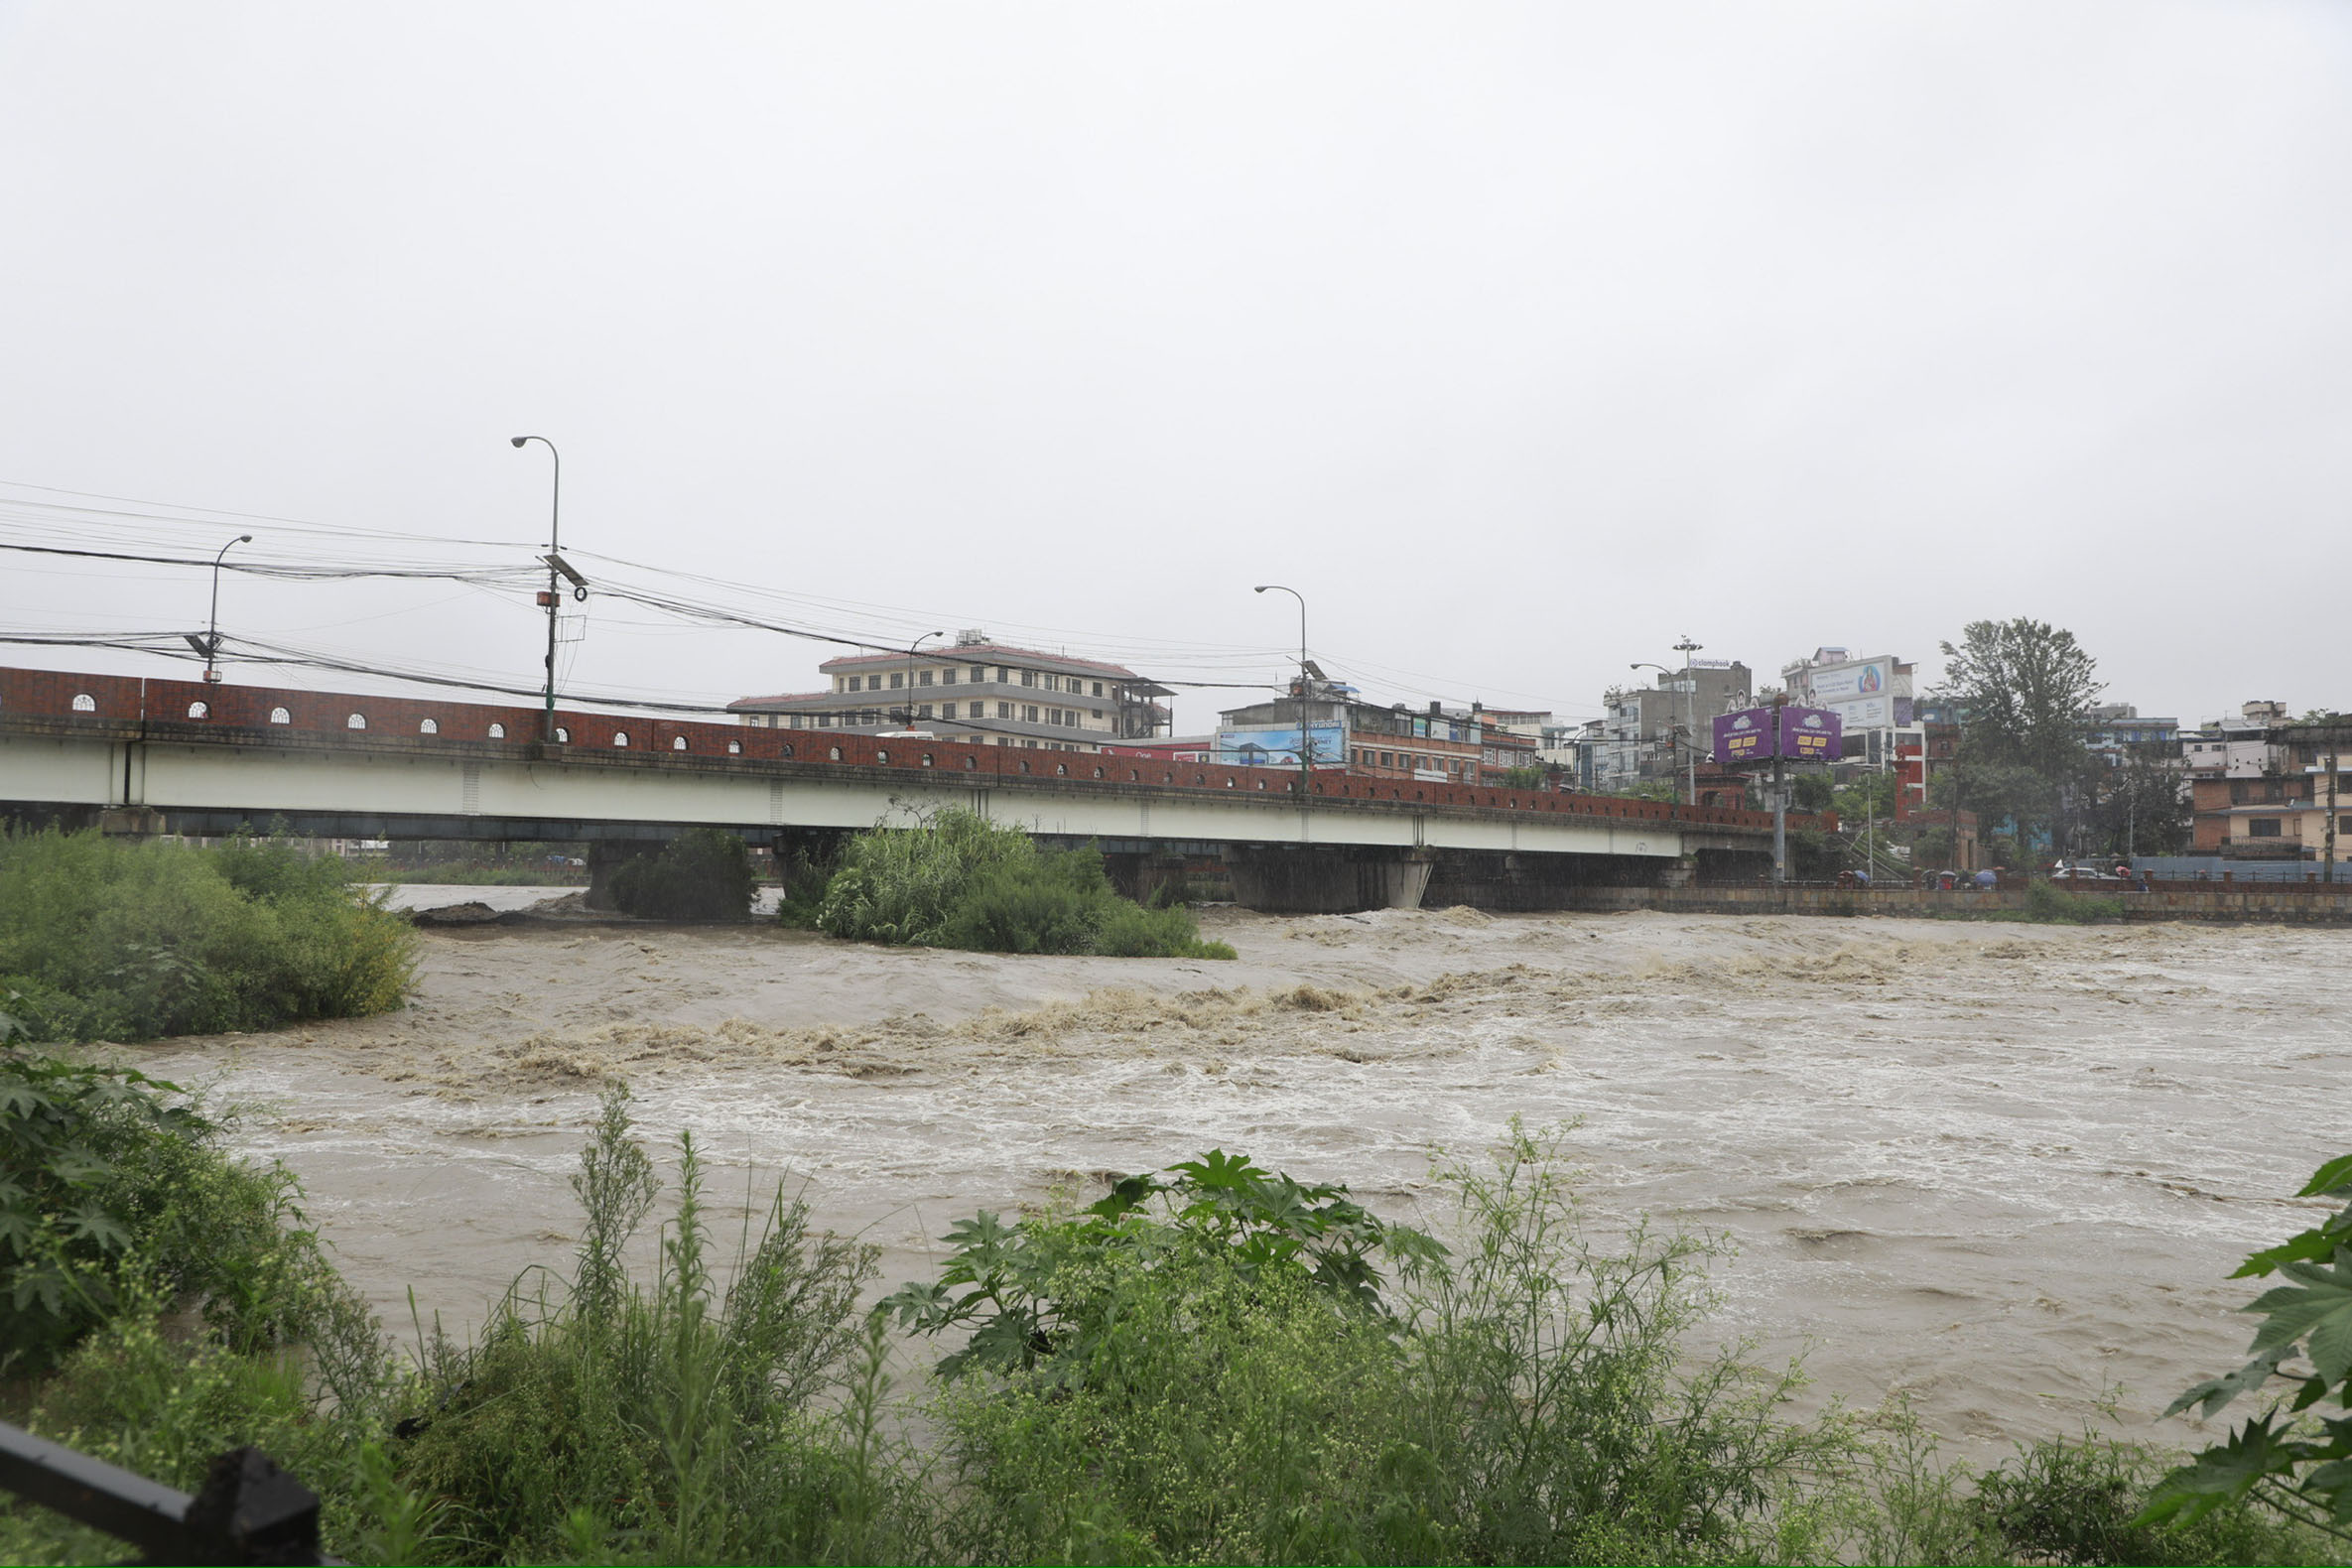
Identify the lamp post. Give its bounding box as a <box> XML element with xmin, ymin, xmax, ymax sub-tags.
<box><xmin>202</xmin><ymin>534</ymin><xmax>252</xmax><ymax>684</ymax></box>
<box><xmin>1253</xmin><ymin>585</ymin><xmax>1310</xmax><ymax>792</ymax></box>
<box><xmin>897</xmin><ymin>630</ymin><xmax>944</xmax><ymax>727</ymax></box>
<box><xmin>510</xmin><ymin>436</ymin><xmax>561</xmax><ymax>742</ymax></box>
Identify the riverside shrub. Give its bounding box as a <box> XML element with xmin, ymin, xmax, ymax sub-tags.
<box><xmin>0</xmin><ymin>828</ymin><xmax>415</xmax><ymax>1042</ymax></box>
<box><xmin>814</xmin><ymin>808</ymin><xmax>1234</xmax><ymax>958</ymax></box>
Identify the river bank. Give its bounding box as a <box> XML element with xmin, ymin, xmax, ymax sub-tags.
<box><xmin>124</xmin><ymin>903</ymin><xmax>2345</xmax><ymax>1465</ymax></box>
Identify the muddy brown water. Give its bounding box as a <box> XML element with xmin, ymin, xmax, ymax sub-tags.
<box><xmin>127</xmin><ymin>894</ymin><xmax>2348</xmax><ymax>1461</ymax></box>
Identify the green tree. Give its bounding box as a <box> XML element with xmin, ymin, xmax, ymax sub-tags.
<box><xmin>1935</xmin><ymin>619</ymin><xmax>2105</xmax><ymax>851</ymax></box>
<box><xmin>2085</xmin><ymin>745</ymin><xmax>2191</xmax><ymax>858</ymax></box>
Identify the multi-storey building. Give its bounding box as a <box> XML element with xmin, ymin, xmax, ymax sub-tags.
<box><xmin>2183</xmin><ymin>701</ymin><xmax>2289</xmax><ymax>780</ymax></box>
<box><xmin>1215</xmin><ymin>689</ymin><xmax>1539</xmax><ymax>784</ymax></box>
<box><xmin>1597</xmin><ymin>661</ymin><xmax>1752</xmax><ymax>793</ymax></box>
<box><xmin>726</xmin><ymin>629</ymin><xmax>1172</xmax><ymax>751</ymax></box>
<box><xmin>2188</xmin><ymin>715</ymin><xmax>2352</xmax><ymax>862</ymax></box>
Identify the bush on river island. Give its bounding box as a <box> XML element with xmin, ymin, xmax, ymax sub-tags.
<box><xmin>807</xmin><ymin>807</ymin><xmax>1235</xmax><ymax>959</ymax></box>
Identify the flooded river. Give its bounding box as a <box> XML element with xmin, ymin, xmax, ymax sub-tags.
<box><xmin>132</xmin><ymin>895</ymin><xmax>2348</xmax><ymax>1460</ymax></box>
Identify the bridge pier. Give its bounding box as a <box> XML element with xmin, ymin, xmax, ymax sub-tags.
<box><xmin>585</xmin><ymin>840</ymin><xmax>658</xmax><ymax>911</ymax></box>
<box><xmin>1222</xmin><ymin>845</ymin><xmax>1433</xmax><ymax>915</ymax></box>
<box><xmin>1419</xmin><ymin>849</ymin><xmax>1678</xmax><ymax>911</ymax></box>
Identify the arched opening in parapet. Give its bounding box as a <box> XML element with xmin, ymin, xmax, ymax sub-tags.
<box><xmin>270</xmin><ymin>708</ymin><xmax>291</xmax><ymax>724</ymax></box>
<box><xmin>488</xmin><ymin>722</ymin><xmax>505</xmax><ymax>738</ymax></box>
<box><xmin>729</xmin><ymin>739</ymin><xmax>743</xmax><ymax>754</ymax></box>
<box><xmin>613</xmin><ymin>731</ymin><xmax>630</xmax><ymax>747</ymax></box>
<box><xmin>187</xmin><ymin>702</ymin><xmax>209</xmax><ymax>719</ymax></box>
<box><xmin>72</xmin><ymin>694</ymin><xmax>95</xmax><ymax>712</ymax></box>
<box><xmin>672</xmin><ymin>736</ymin><xmax>688</xmax><ymax>751</ymax></box>
<box><xmin>346</xmin><ymin>714</ymin><xmax>367</xmax><ymax>730</ymax></box>
<box><xmin>420</xmin><ymin>719</ymin><xmax>438</xmax><ymax>734</ymax></box>
<box><xmin>556</xmin><ymin>726</ymin><xmax>571</xmax><ymax>743</ymax></box>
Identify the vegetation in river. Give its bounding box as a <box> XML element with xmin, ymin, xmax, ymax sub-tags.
<box><xmin>605</xmin><ymin>827</ymin><xmax>759</xmax><ymax>921</ymax></box>
<box><xmin>0</xmin><ymin>827</ymin><xmax>415</xmax><ymax>1042</ymax></box>
<box><xmin>810</xmin><ymin>806</ymin><xmax>1236</xmax><ymax>959</ymax></box>
<box><xmin>1</xmin><ymin>1073</ymin><xmax>2341</xmax><ymax>1566</ymax></box>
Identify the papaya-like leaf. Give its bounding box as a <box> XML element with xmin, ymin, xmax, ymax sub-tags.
<box><xmin>2137</xmin><ymin>1413</ymin><xmax>2297</xmax><ymax>1528</ymax></box>
<box><xmin>2300</xmin><ymin>1154</ymin><xmax>2352</xmax><ymax>1199</ymax></box>
<box><xmin>2163</xmin><ymin>1350</ymin><xmax>2288</xmax><ymax>1421</ymax></box>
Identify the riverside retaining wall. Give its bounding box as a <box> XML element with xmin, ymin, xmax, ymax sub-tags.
<box><xmin>1564</xmin><ymin>884</ymin><xmax>2352</xmax><ymax>923</ymax></box>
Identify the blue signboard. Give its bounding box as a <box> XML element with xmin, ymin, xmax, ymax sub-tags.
<box><xmin>1217</xmin><ymin>721</ymin><xmax>1347</xmax><ymax>768</ymax></box>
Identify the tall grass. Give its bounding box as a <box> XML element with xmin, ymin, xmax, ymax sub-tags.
<box><xmin>814</xmin><ymin>807</ymin><xmax>1235</xmax><ymax>958</ymax></box>
<box><xmin>389</xmin><ymin>1086</ymin><xmax>932</xmax><ymax>1565</ymax></box>
<box><xmin>0</xmin><ymin>827</ymin><xmax>415</xmax><ymax>1042</ymax></box>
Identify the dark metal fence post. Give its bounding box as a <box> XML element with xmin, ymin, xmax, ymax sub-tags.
<box><xmin>0</xmin><ymin>1421</ymin><xmax>331</xmax><ymax>1565</ymax></box>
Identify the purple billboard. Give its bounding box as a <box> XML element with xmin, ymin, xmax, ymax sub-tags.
<box><xmin>1779</xmin><ymin>705</ymin><xmax>1842</xmax><ymax>760</ymax></box>
<box><xmin>1713</xmin><ymin>708</ymin><xmax>1773</xmax><ymax>762</ymax></box>
<box><xmin>1713</xmin><ymin>705</ymin><xmax>1843</xmax><ymax>763</ymax></box>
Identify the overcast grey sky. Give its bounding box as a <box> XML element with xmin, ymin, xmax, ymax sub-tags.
<box><xmin>2</xmin><ymin>1</ymin><xmax>2346</xmax><ymax>730</ymax></box>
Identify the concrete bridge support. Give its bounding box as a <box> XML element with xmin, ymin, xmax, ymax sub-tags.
<box><xmin>1419</xmin><ymin>849</ymin><xmax>1673</xmax><ymax>911</ymax></box>
<box><xmin>1222</xmin><ymin>845</ymin><xmax>1433</xmax><ymax>914</ymax></box>
<box><xmin>585</xmin><ymin>840</ymin><xmax>658</xmax><ymax>911</ymax></box>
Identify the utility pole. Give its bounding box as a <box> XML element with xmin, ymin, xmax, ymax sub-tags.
<box><xmin>2328</xmin><ymin>723</ymin><xmax>2341</xmax><ymax>884</ymax></box>
<box><xmin>1770</xmin><ymin>692</ymin><xmax>1788</xmax><ymax>884</ymax></box>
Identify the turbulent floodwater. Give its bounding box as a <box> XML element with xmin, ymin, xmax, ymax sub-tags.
<box><xmin>132</xmin><ymin>895</ymin><xmax>2348</xmax><ymax>1460</ymax></box>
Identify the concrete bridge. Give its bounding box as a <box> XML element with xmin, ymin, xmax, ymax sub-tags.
<box><xmin>0</xmin><ymin>666</ymin><xmax>1788</xmax><ymax>912</ymax></box>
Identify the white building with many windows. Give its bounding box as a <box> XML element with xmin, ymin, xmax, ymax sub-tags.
<box><xmin>725</xmin><ymin>629</ymin><xmax>1171</xmax><ymax>751</ymax></box>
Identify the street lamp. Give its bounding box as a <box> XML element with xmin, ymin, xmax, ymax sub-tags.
<box><xmin>200</xmin><ymin>534</ymin><xmax>252</xmax><ymax>683</ymax></box>
<box><xmin>896</xmin><ymin>630</ymin><xmax>944</xmax><ymax>727</ymax></box>
<box><xmin>1631</xmin><ymin>658</ymin><xmax>1697</xmax><ymax>805</ymax></box>
<box><xmin>1253</xmin><ymin>585</ymin><xmax>1310</xmax><ymax>791</ymax></box>
<box><xmin>510</xmin><ymin>436</ymin><xmax>562</xmax><ymax>742</ymax></box>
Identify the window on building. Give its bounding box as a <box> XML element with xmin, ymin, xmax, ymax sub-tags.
<box><xmin>889</xmin><ymin>673</ymin><xmax>904</xmax><ymax>690</ymax></box>
<box><xmin>1093</xmin><ymin>682</ymin><xmax>1104</xmax><ymax>697</ymax></box>
<box><xmin>942</xmin><ymin>669</ymin><xmax>957</xmax><ymax>685</ymax></box>
<box><xmin>2248</xmin><ymin>818</ymin><xmax>2284</xmax><ymax>838</ymax></box>
<box><xmin>918</xmin><ymin>670</ymin><xmax>933</xmax><ymax>686</ymax></box>
<box><xmin>1024</xmin><ymin>705</ymin><xmax>1040</xmax><ymax>723</ymax></box>
<box><xmin>996</xmin><ymin>666</ymin><xmax>1012</xmax><ymax>683</ymax></box>
<box><xmin>1091</xmin><ymin>709</ymin><xmax>1103</xmax><ymax>719</ymax></box>
<box><xmin>1380</xmin><ymin>751</ymin><xmax>1393</xmax><ymax>767</ymax></box>
<box><xmin>942</xmin><ymin>702</ymin><xmax>957</xmax><ymax>719</ymax></box>
<box><xmin>1020</xmin><ymin>670</ymin><xmax>1036</xmax><ymax>687</ymax></box>
<box><xmin>846</xmin><ymin>676</ymin><xmax>860</xmax><ymax>692</ymax></box>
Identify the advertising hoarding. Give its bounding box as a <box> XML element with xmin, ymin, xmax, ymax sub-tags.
<box><xmin>1713</xmin><ymin>709</ymin><xmax>1772</xmax><ymax>762</ymax></box>
<box><xmin>1804</xmin><ymin>658</ymin><xmax>1888</xmax><ymax>706</ymax></box>
<box><xmin>1712</xmin><ymin>706</ymin><xmax>1843</xmax><ymax>763</ymax></box>
<box><xmin>1780</xmin><ymin>706</ymin><xmax>1842</xmax><ymax>759</ymax></box>
<box><xmin>1216</xmin><ymin>721</ymin><xmax>1347</xmax><ymax>767</ymax></box>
